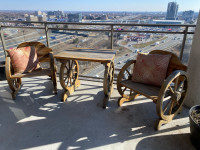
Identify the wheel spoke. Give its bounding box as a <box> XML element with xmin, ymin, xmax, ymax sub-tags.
<box><xmin>70</xmin><ymin>77</ymin><xmax>72</xmax><ymax>86</ymax></box>
<box><xmin>70</xmin><ymin>61</ymin><xmax>73</xmax><ymax>69</ymax></box>
<box><xmin>125</xmin><ymin>69</ymin><xmax>131</xmax><ymax>76</ymax></box>
<box><xmin>66</xmin><ymin>78</ymin><xmax>69</xmax><ymax>86</ymax></box>
<box><xmin>73</xmin><ymin>65</ymin><xmax>76</xmax><ymax>69</ymax></box>
<box><xmin>175</xmin><ymin>99</ymin><xmax>180</xmax><ymax>106</ymax></box>
<box><xmin>122</xmin><ymin>87</ymin><xmax>127</xmax><ymax>93</ymax></box>
<box><xmin>163</xmin><ymin>96</ymin><xmax>171</xmax><ymax>101</ymax></box>
<box><xmin>68</xmin><ymin>61</ymin><xmax>71</xmax><ymax>69</ymax></box>
<box><xmin>168</xmin><ymin>101</ymin><xmax>174</xmax><ymax>115</ymax></box>
<box><xmin>64</xmin><ymin>76</ymin><xmax>68</xmax><ymax>82</ymax></box>
<box><xmin>163</xmin><ymin>99</ymin><xmax>171</xmax><ymax>113</ymax></box>
<box><xmin>174</xmin><ymin>76</ymin><xmax>179</xmax><ymax>91</ymax></box>
<box><xmin>65</xmin><ymin>65</ymin><xmax>69</xmax><ymax>70</ymax></box>
<box><xmin>169</xmin><ymin>86</ymin><xmax>174</xmax><ymax>94</ymax></box>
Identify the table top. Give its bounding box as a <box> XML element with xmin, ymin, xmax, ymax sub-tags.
<box><xmin>54</xmin><ymin>48</ymin><xmax>117</xmax><ymax>63</ymax></box>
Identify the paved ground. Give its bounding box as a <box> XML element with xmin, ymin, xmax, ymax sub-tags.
<box><xmin>0</xmin><ymin>77</ymin><xmax>196</xmax><ymax>150</ymax></box>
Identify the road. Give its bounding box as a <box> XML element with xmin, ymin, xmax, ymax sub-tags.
<box><xmin>86</xmin><ymin>34</ymin><xmax>183</xmax><ymax>78</ymax></box>
<box><xmin>0</xmin><ymin>30</ymin><xmax>77</xmax><ymax>62</ymax></box>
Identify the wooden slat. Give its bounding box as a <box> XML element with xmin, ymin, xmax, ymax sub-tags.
<box><xmin>11</xmin><ymin>68</ymin><xmax>52</xmax><ymax>78</ymax></box>
<box><xmin>54</xmin><ymin>48</ymin><xmax>117</xmax><ymax>63</ymax></box>
<box><xmin>120</xmin><ymin>80</ymin><xmax>160</xmax><ymax>101</ymax></box>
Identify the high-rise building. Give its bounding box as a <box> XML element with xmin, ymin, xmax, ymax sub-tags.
<box><xmin>166</xmin><ymin>2</ymin><xmax>179</xmax><ymax>20</ymax></box>
<box><xmin>38</xmin><ymin>15</ymin><xmax>47</xmax><ymax>22</ymax></box>
<box><xmin>68</xmin><ymin>13</ymin><xmax>82</xmax><ymax>23</ymax></box>
<box><xmin>47</xmin><ymin>11</ymin><xmax>64</xmax><ymax>18</ymax></box>
<box><xmin>26</xmin><ymin>15</ymin><xmax>38</xmax><ymax>22</ymax></box>
<box><xmin>101</xmin><ymin>14</ymin><xmax>108</xmax><ymax>20</ymax></box>
<box><xmin>182</xmin><ymin>10</ymin><xmax>194</xmax><ymax>23</ymax></box>
<box><xmin>35</xmin><ymin>10</ymin><xmax>42</xmax><ymax>16</ymax></box>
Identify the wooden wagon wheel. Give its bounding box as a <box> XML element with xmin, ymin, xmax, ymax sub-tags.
<box><xmin>102</xmin><ymin>61</ymin><xmax>114</xmax><ymax>108</ymax></box>
<box><xmin>155</xmin><ymin>70</ymin><xmax>188</xmax><ymax>130</ymax></box>
<box><xmin>117</xmin><ymin>60</ymin><xmax>139</xmax><ymax>106</ymax></box>
<box><xmin>59</xmin><ymin>60</ymin><xmax>79</xmax><ymax>91</ymax></box>
<box><xmin>103</xmin><ymin>61</ymin><xmax>114</xmax><ymax>96</ymax></box>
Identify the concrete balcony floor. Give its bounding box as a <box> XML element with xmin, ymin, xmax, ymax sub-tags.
<box><xmin>0</xmin><ymin>77</ymin><xmax>195</xmax><ymax>150</ymax></box>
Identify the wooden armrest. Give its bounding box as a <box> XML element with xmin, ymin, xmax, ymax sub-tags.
<box><xmin>5</xmin><ymin>56</ymin><xmax>12</xmax><ymax>78</ymax></box>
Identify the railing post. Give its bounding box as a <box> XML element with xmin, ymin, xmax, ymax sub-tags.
<box><xmin>0</xmin><ymin>25</ymin><xmax>7</xmax><ymax>57</ymax></box>
<box><xmin>44</xmin><ymin>23</ymin><xmax>50</xmax><ymax>47</ymax></box>
<box><xmin>110</xmin><ymin>25</ymin><xmax>114</xmax><ymax>49</ymax></box>
<box><xmin>180</xmin><ymin>26</ymin><xmax>188</xmax><ymax>61</ymax></box>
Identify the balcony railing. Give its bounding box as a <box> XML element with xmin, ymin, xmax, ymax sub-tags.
<box><xmin>0</xmin><ymin>20</ymin><xmax>196</xmax><ymax>61</ymax></box>
<box><xmin>0</xmin><ymin>20</ymin><xmax>196</xmax><ymax>81</ymax></box>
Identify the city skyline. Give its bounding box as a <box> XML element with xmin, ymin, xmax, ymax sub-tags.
<box><xmin>0</xmin><ymin>0</ymin><xmax>199</xmax><ymax>12</ymax></box>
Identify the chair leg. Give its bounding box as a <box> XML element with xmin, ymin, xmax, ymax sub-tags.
<box><xmin>11</xmin><ymin>91</ymin><xmax>17</xmax><ymax>100</ymax></box>
<box><xmin>52</xmin><ymin>73</ymin><xmax>57</xmax><ymax>94</ymax></box>
<box><xmin>154</xmin><ymin>119</ymin><xmax>170</xmax><ymax>131</ymax></box>
<box><xmin>11</xmin><ymin>85</ymin><xmax>21</xmax><ymax>100</ymax></box>
<box><xmin>7</xmin><ymin>78</ymin><xmax>22</xmax><ymax>100</ymax></box>
<box><xmin>118</xmin><ymin>93</ymin><xmax>140</xmax><ymax>106</ymax></box>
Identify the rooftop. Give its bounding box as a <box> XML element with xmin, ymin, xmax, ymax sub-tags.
<box><xmin>0</xmin><ymin>77</ymin><xmax>195</xmax><ymax>150</ymax></box>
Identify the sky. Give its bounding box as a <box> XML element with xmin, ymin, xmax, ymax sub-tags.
<box><xmin>0</xmin><ymin>0</ymin><xmax>199</xmax><ymax>12</ymax></box>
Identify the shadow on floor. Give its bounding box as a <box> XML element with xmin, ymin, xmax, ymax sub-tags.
<box><xmin>0</xmin><ymin>77</ymin><xmax>192</xmax><ymax>150</ymax></box>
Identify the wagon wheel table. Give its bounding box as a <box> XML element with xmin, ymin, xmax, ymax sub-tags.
<box><xmin>54</xmin><ymin>48</ymin><xmax>116</xmax><ymax>108</ymax></box>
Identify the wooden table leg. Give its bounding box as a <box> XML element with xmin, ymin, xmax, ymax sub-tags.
<box><xmin>103</xmin><ymin>61</ymin><xmax>114</xmax><ymax>108</ymax></box>
<box><xmin>59</xmin><ymin>60</ymin><xmax>80</xmax><ymax>102</ymax></box>
<box><xmin>61</xmin><ymin>80</ymin><xmax>80</xmax><ymax>102</ymax></box>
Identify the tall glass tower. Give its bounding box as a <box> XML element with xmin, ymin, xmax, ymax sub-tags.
<box><xmin>166</xmin><ymin>2</ymin><xmax>179</xmax><ymax>20</ymax></box>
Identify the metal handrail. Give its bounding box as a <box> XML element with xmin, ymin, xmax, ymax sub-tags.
<box><xmin>0</xmin><ymin>20</ymin><xmax>196</xmax><ymax>61</ymax></box>
<box><xmin>0</xmin><ymin>20</ymin><xmax>196</xmax><ymax>27</ymax></box>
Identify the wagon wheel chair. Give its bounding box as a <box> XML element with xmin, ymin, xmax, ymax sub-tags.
<box><xmin>6</xmin><ymin>42</ymin><xmax>57</xmax><ymax>99</ymax></box>
<box><xmin>117</xmin><ymin>50</ymin><xmax>188</xmax><ymax>130</ymax></box>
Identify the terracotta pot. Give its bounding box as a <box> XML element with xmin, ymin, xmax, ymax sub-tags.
<box><xmin>189</xmin><ymin>105</ymin><xmax>200</xmax><ymax>149</ymax></box>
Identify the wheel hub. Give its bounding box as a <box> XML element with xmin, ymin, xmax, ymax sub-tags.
<box><xmin>172</xmin><ymin>91</ymin><xmax>181</xmax><ymax>102</ymax></box>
